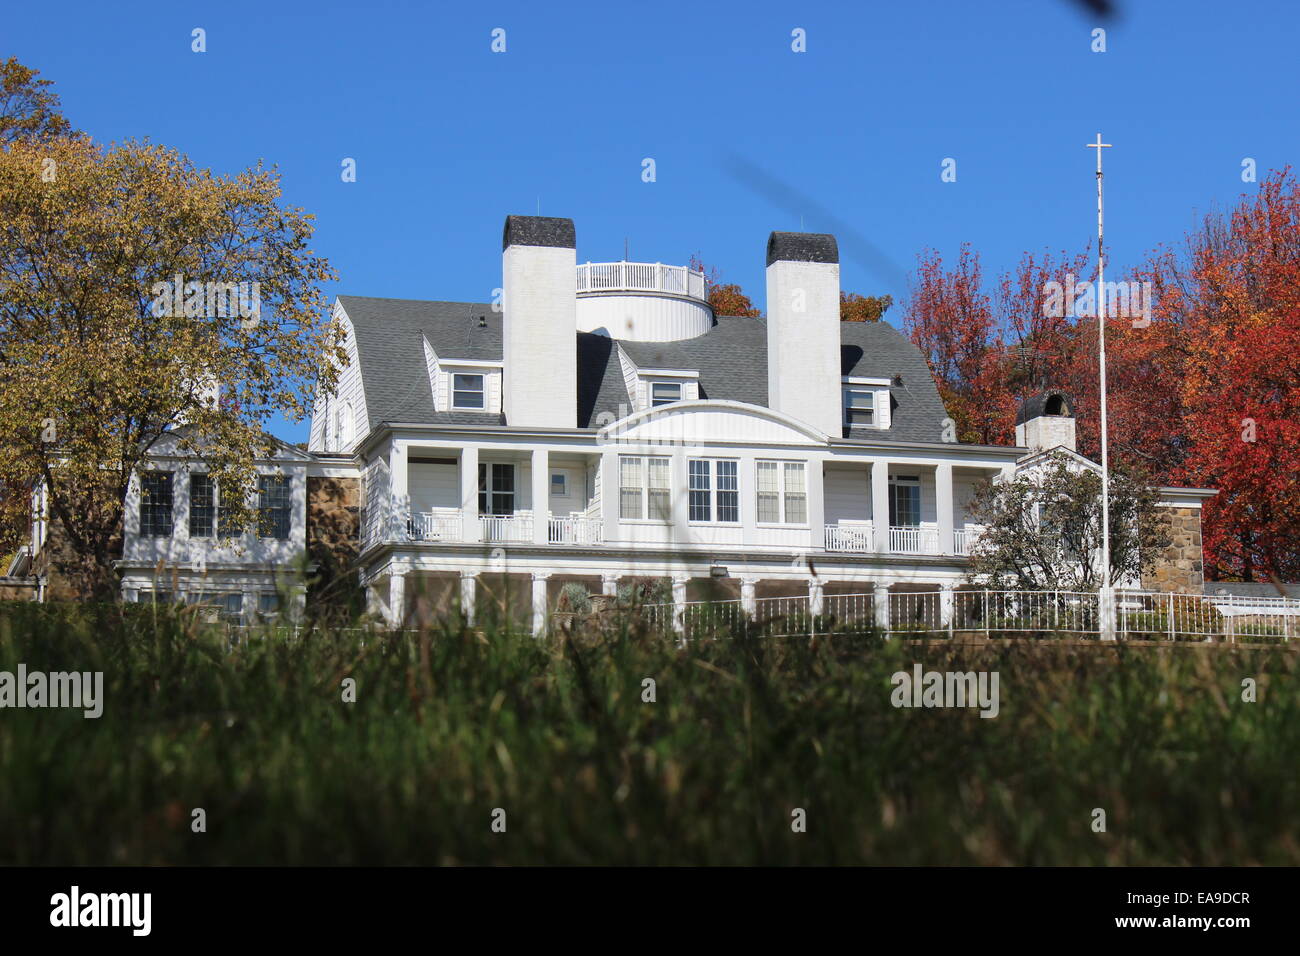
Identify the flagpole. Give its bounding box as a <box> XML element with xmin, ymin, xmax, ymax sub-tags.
<box><xmin>1088</xmin><ymin>133</ymin><xmax>1114</xmax><ymax>640</ymax></box>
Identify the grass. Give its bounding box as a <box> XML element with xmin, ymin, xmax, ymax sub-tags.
<box><xmin>1</xmin><ymin>599</ymin><xmax>1297</xmax><ymax>865</ymax></box>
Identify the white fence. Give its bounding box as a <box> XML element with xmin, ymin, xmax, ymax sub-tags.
<box><xmin>631</xmin><ymin>589</ymin><xmax>1300</xmax><ymax>642</ymax></box>
<box><xmin>575</xmin><ymin>261</ymin><xmax>708</xmax><ymax>301</ymax></box>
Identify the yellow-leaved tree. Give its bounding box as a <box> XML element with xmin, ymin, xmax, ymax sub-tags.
<box><xmin>0</xmin><ymin>134</ymin><xmax>344</xmax><ymax>598</ymax></box>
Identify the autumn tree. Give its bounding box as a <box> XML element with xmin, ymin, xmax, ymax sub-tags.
<box><xmin>0</xmin><ymin>58</ymin><xmax>73</xmax><ymax>145</ymax></box>
<box><xmin>1135</xmin><ymin>170</ymin><xmax>1300</xmax><ymax>581</ymax></box>
<box><xmin>839</xmin><ymin>291</ymin><xmax>892</xmax><ymax>322</ymax></box>
<box><xmin>0</xmin><ymin>137</ymin><xmax>343</xmax><ymax>597</ymax></box>
<box><xmin>688</xmin><ymin>253</ymin><xmax>761</xmax><ymax>318</ymax></box>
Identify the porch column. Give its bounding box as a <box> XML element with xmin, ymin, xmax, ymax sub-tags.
<box><xmin>460</xmin><ymin>570</ymin><xmax>477</xmax><ymax>626</ymax></box>
<box><xmin>600</xmin><ymin>449</ymin><xmax>619</xmax><ymax>544</ymax></box>
<box><xmin>531</xmin><ymin>571</ymin><xmax>551</xmax><ymax>636</ymax></box>
<box><xmin>601</xmin><ymin>572</ymin><xmax>620</xmax><ymax>597</ymax></box>
<box><xmin>531</xmin><ymin>448</ymin><xmax>549</xmax><ymax>545</ymax></box>
<box><xmin>940</xmin><ymin>582</ymin><xmax>956</xmax><ymax>633</ymax></box>
<box><xmin>806</xmin><ymin>456</ymin><xmax>826</xmax><ymax>551</ymax></box>
<box><xmin>390</xmin><ymin>443</ymin><xmax>408</xmax><ymax>542</ymax></box>
<box><xmin>740</xmin><ymin>576</ymin><xmax>758</xmax><ymax>616</ymax></box>
<box><xmin>872</xmin><ymin>460</ymin><xmax>890</xmax><ymax>554</ymax></box>
<box><xmin>388</xmin><ymin>572</ymin><xmax>406</xmax><ymax>629</ymax></box>
<box><xmin>874</xmin><ymin>582</ymin><xmax>890</xmax><ymax>632</ymax></box>
<box><xmin>460</xmin><ymin>446</ymin><xmax>480</xmax><ymax>543</ymax></box>
<box><xmin>671</xmin><ymin>574</ymin><xmax>690</xmax><ymax>636</ymax></box>
<box><xmin>808</xmin><ymin>578</ymin><xmax>825</xmax><ymax>617</ymax></box>
<box><xmin>936</xmin><ymin>463</ymin><xmax>954</xmax><ymax>556</ymax></box>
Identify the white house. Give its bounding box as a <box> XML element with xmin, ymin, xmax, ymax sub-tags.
<box><xmin>103</xmin><ymin>215</ymin><xmax>1214</xmax><ymax>629</ymax></box>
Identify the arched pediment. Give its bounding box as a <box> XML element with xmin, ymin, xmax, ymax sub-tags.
<box><xmin>597</xmin><ymin>400</ymin><xmax>829</xmax><ymax>446</ymax></box>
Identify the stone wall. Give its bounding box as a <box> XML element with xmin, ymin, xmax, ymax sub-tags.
<box><xmin>305</xmin><ymin>476</ymin><xmax>362</xmax><ymax>617</ymax></box>
<box><xmin>1142</xmin><ymin>505</ymin><xmax>1205</xmax><ymax>593</ymax></box>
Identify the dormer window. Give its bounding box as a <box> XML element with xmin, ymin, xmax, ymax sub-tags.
<box><xmin>651</xmin><ymin>382</ymin><xmax>682</xmax><ymax>407</ymax></box>
<box><xmin>844</xmin><ymin>388</ymin><xmax>875</xmax><ymax>427</ymax></box>
<box><xmin>452</xmin><ymin>373</ymin><xmax>485</xmax><ymax>409</ymax></box>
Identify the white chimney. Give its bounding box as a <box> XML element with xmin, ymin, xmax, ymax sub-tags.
<box><xmin>765</xmin><ymin>232</ymin><xmax>842</xmax><ymax>436</ymax></box>
<box><xmin>502</xmin><ymin>215</ymin><xmax>577</xmax><ymax>429</ymax></box>
<box><xmin>1015</xmin><ymin>391</ymin><xmax>1077</xmax><ymax>455</ymax></box>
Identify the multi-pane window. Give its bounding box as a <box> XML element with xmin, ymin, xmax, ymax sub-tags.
<box><xmin>190</xmin><ymin>474</ymin><xmax>215</xmax><ymax>537</ymax></box>
<box><xmin>189</xmin><ymin>591</ymin><xmax>244</xmax><ymax>623</ymax></box>
<box><xmin>619</xmin><ymin>456</ymin><xmax>670</xmax><ymax>520</ymax></box>
<box><xmin>650</xmin><ymin>382</ymin><xmax>682</xmax><ymax>407</ymax></box>
<box><xmin>477</xmin><ymin>463</ymin><xmax>515</xmax><ymax>515</ymax></box>
<box><xmin>688</xmin><ymin>459</ymin><xmax>738</xmax><ymax>523</ymax></box>
<box><xmin>888</xmin><ymin>476</ymin><xmax>921</xmax><ymax>527</ymax></box>
<box><xmin>257</xmin><ymin>476</ymin><xmax>292</xmax><ymax>539</ymax></box>
<box><xmin>756</xmin><ymin>460</ymin><xmax>808</xmax><ymax>524</ymax></box>
<box><xmin>844</xmin><ymin>388</ymin><xmax>875</xmax><ymax>427</ymax></box>
<box><xmin>258</xmin><ymin>592</ymin><xmax>282</xmax><ymax>619</ymax></box>
<box><xmin>139</xmin><ymin>471</ymin><xmax>174</xmax><ymax>536</ymax></box>
<box><xmin>452</xmin><ymin>373</ymin><xmax>486</xmax><ymax>409</ymax></box>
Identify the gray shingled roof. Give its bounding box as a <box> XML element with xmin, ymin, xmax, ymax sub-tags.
<box><xmin>339</xmin><ymin>295</ymin><xmax>949</xmax><ymax>441</ymax></box>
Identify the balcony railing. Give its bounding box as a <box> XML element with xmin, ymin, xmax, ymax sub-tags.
<box><xmin>575</xmin><ymin>262</ymin><xmax>708</xmax><ymax>302</ymax></box>
<box><xmin>548</xmin><ymin>514</ymin><xmax>604</xmax><ymax>546</ymax></box>
<box><xmin>824</xmin><ymin>522</ymin><xmax>874</xmax><ymax>553</ymax></box>
<box><xmin>889</xmin><ymin>526</ymin><xmax>940</xmax><ymax>555</ymax></box>
<box><xmin>409</xmin><ymin>509</ymin><xmax>463</xmax><ymax>541</ymax></box>
<box><xmin>480</xmin><ymin>514</ymin><xmax>534</xmax><ymax>544</ymax></box>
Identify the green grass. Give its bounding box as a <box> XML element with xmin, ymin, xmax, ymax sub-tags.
<box><xmin>1</xmin><ymin>600</ymin><xmax>1297</xmax><ymax>865</ymax></box>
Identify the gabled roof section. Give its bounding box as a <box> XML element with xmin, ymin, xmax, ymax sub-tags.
<box><xmin>339</xmin><ymin>295</ymin><xmax>501</xmax><ymax>428</ymax></box>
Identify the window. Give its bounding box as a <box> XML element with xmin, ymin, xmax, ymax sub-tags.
<box><xmin>888</xmin><ymin>476</ymin><xmax>921</xmax><ymax>527</ymax></box>
<box><xmin>339</xmin><ymin>403</ymin><xmax>353</xmax><ymax>446</ymax></box>
<box><xmin>190</xmin><ymin>474</ymin><xmax>215</xmax><ymax>537</ymax></box>
<box><xmin>452</xmin><ymin>373</ymin><xmax>485</xmax><ymax>409</ymax></box>
<box><xmin>477</xmin><ymin>463</ymin><xmax>515</xmax><ymax>515</ymax></box>
<box><xmin>619</xmin><ymin>456</ymin><xmax>670</xmax><ymax>520</ymax></box>
<box><xmin>844</xmin><ymin>388</ymin><xmax>875</xmax><ymax>427</ymax></box>
<box><xmin>689</xmin><ymin>459</ymin><xmax>738</xmax><ymax>523</ymax></box>
<box><xmin>651</xmin><ymin>381</ymin><xmax>682</xmax><ymax>407</ymax></box>
<box><xmin>551</xmin><ymin>473</ymin><xmax>567</xmax><ymax>496</ymax></box>
<box><xmin>139</xmin><ymin>471</ymin><xmax>174</xmax><ymax>536</ymax></box>
<box><xmin>757</xmin><ymin>460</ymin><xmax>808</xmax><ymax>524</ymax></box>
<box><xmin>258</xmin><ymin>592</ymin><xmax>282</xmax><ymax>619</ymax></box>
<box><xmin>218</xmin><ymin>484</ymin><xmax>239</xmax><ymax>537</ymax></box>
<box><xmin>189</xmin><ymin>591</ymin><xmax>244</xmax><ymax>623</ymax></box>
<box><xmin>257</xmin><ymin>476</ymin><xmax>292</xmax><ymax>539</ymax></box>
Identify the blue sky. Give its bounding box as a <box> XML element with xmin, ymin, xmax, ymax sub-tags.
<box><xmin>7</xmin><ymin>0</ymin><xmax>1297</xmax><ymax>442</ymax></box>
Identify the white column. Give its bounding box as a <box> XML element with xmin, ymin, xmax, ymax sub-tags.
<box><xmin>601</xmin><ymin>572</ymin><xmax>620</xmax><ymax>597</ymax></box>
<box><xmin>872</xmin><ymin>460</ymin><xmax>890</xmax><ymax>554</ymax></box>
<box><xmin>600</xmin><ymin>449</ymin><xmax>619</xmax><ymax>545</ymax></box>
<box><xmin>739</xmin><ymin>454</ymin><xmax>757</xmax><ymax>543</ymax></box>
<box><xmin>808</xmin><ymin>578</ymin><xmax>825</xmax><ymax>617</ymax></box>
<box><xmin>806</xmin><ymin>456</ymin><xmax>825</xmax><ymax>551</ymax></box>
<box><xmin>531</xmin><ymin>447</ymin><xmax>549</xmax><ymax>545</ymax></box>
<box><xmin>740</xmin><ymin>576</ymin><xmax>758</xmax><ymax>616</ymax></box>
<box><xmin>874</xmin><ymin>582</ymin><xmax>890</xmax><ymax>632</ymax></box>
<box><xmin>936</xmin><ymin>463</ymin><xmax>954</xmax><ymax>556</ymax></box>
<box><xmin>388</xmin><ymin>573</ymin><xmax>406</xmax><ymax>629</ymax></box>
<box><xmin>390</xmin><ymin>442</ymin><xmax>408</xmax><ymax>542</ymax></box>
<box><xmin>460</xmin><ymin>570</ymin><xmax>477</xmax><ymax>625</ymax></box>
<box><xmin>940</xmin><ymin>582</ymin><xmax>955</xmax><ymax>633</ymax></box>
<box><xmin>671</xmin><ymin>574</ymin><xmax>690</xmax><ymax>636</ymax></box>
<box><xmin>531</xmin><ymin>571</ymin><xmax>551</xmax><ymax>636</ymax></box>
<box><xmin>671</xmin><ymin>449</ymin><xmax>690</xmax><ymax>545</ymax></box>
<box><xmin>460</xmin><ymin>446</ymin><xmax>480</xmax><ymax>543</ymax></box>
